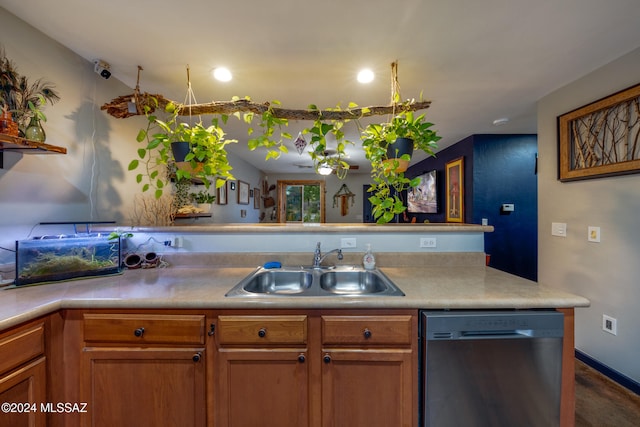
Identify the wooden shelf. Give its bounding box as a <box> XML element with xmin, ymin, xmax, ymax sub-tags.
<box><xmin>0</xmin><ymin>133</ymin><xmax>67</xmax><ymax>154</ymax></box>
<box><xmin>174</xmin><ymin>213</ymin><xmax>212</xmax><ymax>219</ymax></box>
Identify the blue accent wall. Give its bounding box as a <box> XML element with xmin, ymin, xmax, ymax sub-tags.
<box><xmin>406</xmin><ymin>134</ymin><xmax>538</xmax><ymax>281</ymax></box>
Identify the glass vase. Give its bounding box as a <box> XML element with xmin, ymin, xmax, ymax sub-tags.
<box><xmin>24</xmin><ymin>116</ymin><xmax>46</xmax><ymax>142</ymax></box>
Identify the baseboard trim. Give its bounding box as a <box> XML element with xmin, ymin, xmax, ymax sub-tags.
<box><xmin>575</xmin><ymin>349</ymin><xmax>640</xmax><ymax>395</ymax></box>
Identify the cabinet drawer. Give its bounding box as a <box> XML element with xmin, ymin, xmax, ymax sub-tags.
<box><xmin>217</xmin><ymin>315</ymin><xmax>307</xmax><ymax>345</ymax></box>
<box><xmin>83</xmin><ymin>314</ymin><xmax>205</xmax><ymax>345</ymax></box>
<box><xmin>322</xmin><ymin>315</ymin><xmax>413</xmax><ymax>346</ymax></box>
<box><xmin>0</xmin><ymin>323</ymin><xmax>45</xmax><ymax>375</ymax></box>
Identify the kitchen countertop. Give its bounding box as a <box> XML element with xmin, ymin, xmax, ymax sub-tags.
<box><xmin>0</xmin><ymin>265</ymin><xmax>589</xmax><ymax>331</ymax></box>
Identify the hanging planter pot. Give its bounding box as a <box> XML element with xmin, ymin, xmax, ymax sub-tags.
<box><xmin>171</xmin><ymin>141</ymin><xmax>203</xmax><ymax>174</ymax></box>
<box><xmin>384</xmin><ymin>137</ymin><xmax>414</xmax><ymax>172</ymax></box>
<box><xmin>171</xmin><ymin>141</ymin><xmax>191</xmax><ymax>162</ymax></box>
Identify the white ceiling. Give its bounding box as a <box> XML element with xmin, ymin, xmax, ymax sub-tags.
<box><xmin>2</xmin><ymin>0</ymin><xmax>640</xmax><ymax>174</ymax></box>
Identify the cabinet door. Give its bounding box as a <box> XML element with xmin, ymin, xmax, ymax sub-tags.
<box><xmin>216</xmin><ymin>349</ymin><xmax>310</xmax><ymax>427</ymax></box>
<box><xmin>0</xmin><ymin>356</ymin><xmax>47</xmax><ymax>427</ymax></box>
<box><xmin>321</xmin><ymin>349</ymin><xmax>415</xmax><ymax>427</ymax></box>
<box><xmin>81</xmin><ymin>348</ymin><xmax>206</xmax><ymax>427</ymax></box>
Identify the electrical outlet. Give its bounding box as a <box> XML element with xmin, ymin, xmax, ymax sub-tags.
<box><xmin>551</xmin><ymin>222</ymin><xmax>567</xmax><ymax>237</ymax></box>
<box><xmin>602</xmin><ymin>314</ymin><xmax>617</xmax><ymax>335</ymax></box>
<box><xmin>588</xmin><ymin>226</ymin><xmax>601</xmax><ymax>243</ymax></box>
<box><xmin>420</xmin><ymin>237</ymin><xmax>437</xmax><ymax>248</ymax></box>
<box><xmin>340</xmin><ymin>238</ymin><xmax>357</xmax><ymax>248</ymax></box>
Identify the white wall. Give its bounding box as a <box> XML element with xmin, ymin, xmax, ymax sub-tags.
<box><xmin>538</xmin><ymin>47</ymin><xmax>640</xmax><ymax>383</ymax></box>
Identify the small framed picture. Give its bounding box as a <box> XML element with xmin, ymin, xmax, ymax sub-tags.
<box><xmin>445</xmin><ymin>157</ymin><xmax>464</xmax><ymax>222</ymax></box>
<box><xmin>217</xmin><ymin>181</ymin><xmax>228</xmax><ymax>205</ymax></box>
<box><xmin>253</xmin><ymin>188</ymin><xmax>260</xmax><ymax>209</ymax></box>
<box><xmin>238</xmin><ymin>180</ymin><xmax>250</xmax><ymax>205</ymax></box>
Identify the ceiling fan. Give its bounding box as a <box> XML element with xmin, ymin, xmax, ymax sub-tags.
<box><xmin>295</xmin><ymin>149</ymin><xmax>359</xmax><ymax>177</ymax></box>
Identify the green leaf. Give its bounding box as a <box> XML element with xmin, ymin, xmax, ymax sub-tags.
<box><xmin>136</xmin><ymin>174</ymin><xmax>143</xmax><ymax>183</ymax></box>
<box><xmin>128</xmin><ymin>160</ymin><xmax>139</xmax><ymax>171</ymax></box>
<box><xmin>137</xmin><ymin>148</ymin><xmax>146</xmax><ymax>159</ymax></box>
<box><xmin>381</xmin><ymin>212</ymin><xmax>395</xmax><ymax>223</ymax></box>
<box><xmin>136</xmin><ymin>129</ymin><xmax>147</xmax><ymax>142</ymax></box>
<box><xmin>154</xmin><ymin>189</ymin><xmax>163</xmax><ymax>199</ymax></box>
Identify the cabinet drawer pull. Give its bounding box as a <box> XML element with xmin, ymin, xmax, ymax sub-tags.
<box><xmin>258</xmin><ymin>328</ymin><xmax>267</xmax><ymax>338</ymax></box>
<box><xmin>208</xmin><ymin>323</ymin><xmax>215</xmax><ymax>336</ymax></box>
<box><xmin>363</xmin><ymin>328</ymin><xmax>372</xmax><ymax>339</ymax></box>
<box><xmin>298</xmin><ymin>354</ymin><xmax>306</xmax><ymax>363</ymax></box>
<box><xmin>323</xmin><ymin>354</ymin><xmax>331</xmax><ymax>364</ymax></box>
<box><xmin>134</xmin><ymin>327</ymin><xmax>145</xmax><ymax>337</ymax></box>
<box><xmin>192</xmin><ymin>352</ymin><xmax>202</xmax><ymax>362</ymax></box>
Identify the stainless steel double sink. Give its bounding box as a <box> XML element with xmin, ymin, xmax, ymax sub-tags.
<box><xmin>225</xmin><ymin>265</ymin><xmax>405</xmax><ymax>297</ymax></box>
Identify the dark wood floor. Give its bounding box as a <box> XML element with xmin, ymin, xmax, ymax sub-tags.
<box><xmin>575</xmin><ymin>359</ymin><xmax>640</xmax><ymax>426</ymax></box>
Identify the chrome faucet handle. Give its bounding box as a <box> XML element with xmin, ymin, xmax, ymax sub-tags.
<box><xmin>313</xmin><ymin>242</ymin><xmax>322</xmax><ymax>266</ymax></box>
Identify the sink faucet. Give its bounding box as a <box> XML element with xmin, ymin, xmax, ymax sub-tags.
<box><xmin>313</xmin><ymin>242</ymin><xmax>343</xmax><ymax>268</ymax></box>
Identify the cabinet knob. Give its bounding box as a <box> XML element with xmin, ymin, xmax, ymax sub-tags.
<box><xmin>208</xmin><ymin>323</ymin><xmax>215</xmax><ymax>336</ymax></box>
<box><xmin>363</xmin><ymin>328</ymin><xmax>372</xmax><ymax>339</ymax></box>
<box><xmin>258</xmin><ymin>328</ymin><xmax>267</xmax><ymax>338</ymax></box>
<box><xmin>298</xmin><ymin>354</ymin><xmax>306</xmax><ymax>363</ymax></box>
<box><xmin>134</xmin><ymin>327</ymin><xmax>145</xmax><ymax>337</ymax></box>
<box><xmin>323</xmin><ymin>354</ymin><xmax>331</xmax><ymax>364</ymax></box>
<box><xmin>192</xmin><ymin>352</ymin><xmax>202</xmax><ymax>362</ymax></box>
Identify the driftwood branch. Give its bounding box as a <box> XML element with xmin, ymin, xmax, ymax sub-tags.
<box><xmin>101</xmin><ymin>92</ymin><xmax>431</xmax><ymax>120</ymax></box>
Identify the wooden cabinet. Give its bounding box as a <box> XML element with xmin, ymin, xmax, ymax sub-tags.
<box><xmin>0</xmin><ymin>320</ymin><xmax>47</xmax><ymax>427</ymax></box>
<box><xmin>78</xmin><ymin>311</ymin><xmax>212</xmax><ymax>427</ymax></box>
<box><xmin>320</xmin><ymin>314</ymin><xmax>416</xmax><ymax>427</ymax></box>
<box><xmin>214</xmin><ymin>310</ymin><xmax>418</xmax><ymax>427</ymax></box>
<box><xmin>215</xmin><ymin>314</ymin><xmax>310</xmax><ymax>427</ymax></box>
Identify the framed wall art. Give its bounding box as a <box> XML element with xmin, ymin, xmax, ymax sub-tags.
<box><xmin>217</xmin><ymin>181</ymin><xmax>228</xmax><ymax>205</ymax></box>
<box><xmin>238</xmin><ymin>180</ymin><xmax>250</xmax><ymax>205</ymax></box>
<box><xmin>445</xmin><ymin>157</ymin><xmax>464</xmax><ymax>223</ymax></box>
<box><xmin>558</xmin><ymin>83</ymin><xmax>640</xmax><ymax>181</ymax></box>
<box><xmin>253</xmin><ymin>188</ymin><xmax>260</xmax><ymax>209</ymax></box>
<box><xmin>408</xmin><ymin>170</ymin><xmax>437</xmax><ymax>213</ymax></box>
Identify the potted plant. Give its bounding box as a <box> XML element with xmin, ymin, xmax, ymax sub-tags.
<box><xmin>129</xmin><ymin>98</ymin><xmax>236</xmax><ymax>199</ymax></box>
<box><xmin>190</xmin><ymin>189</ymin><xmax>216</xmax><ymax>213</ymax></box>
<box><xmin>361</xmin><ymin>108</ymin><xmax>441</xmax><ymax>223</ymax></box>
<box><xmin>0</xmin><ymin>46</ymin><xmax>60</xmax><ymax>137</ymax></box>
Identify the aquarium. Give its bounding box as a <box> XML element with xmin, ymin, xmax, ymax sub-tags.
<box><xmin>15</xmin><ymin>234</ymin><xmax>122</xmax><ymax>286</ymax></box>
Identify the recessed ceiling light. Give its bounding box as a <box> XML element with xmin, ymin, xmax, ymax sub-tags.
<box><xmin>357</xmin><ymin>69</ymin><xmax>374</xmax><ymax>84</ymax></box>
<box><xmin>212</xmin><ymin>67</ymin><xmax>232</xmax><ymax>82</ymax></box>
<box><xmin>492</xmin><ymin>117</ymin><xmax>509</xmax><ymax>126</ymax></box>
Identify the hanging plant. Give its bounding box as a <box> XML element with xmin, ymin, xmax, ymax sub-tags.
<box><xmin>303</xmin><ymin>103</ymin><xmax>357</xmax><ymax>176</ymax></box>
<box><xmin>129</xmin><ymin>98</ymin><xmax>236</xmax><ymax>199</ymax></box>
<box><xmin>360</xmin><ymin>63</ymin><xmax>441</xmax><ymax>223</ymax></box>
<box><xmin>243</xmin><ymin>97</ymin><xmax>292</xmax><ymax>160</ymax></box>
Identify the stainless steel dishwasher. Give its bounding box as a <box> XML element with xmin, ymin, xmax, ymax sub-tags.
<box><xmin>420</xmin><ymin>310</ymin><xmax>564</xmax><ymax>427</ymax></box>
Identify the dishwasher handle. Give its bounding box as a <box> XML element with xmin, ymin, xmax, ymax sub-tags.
<box><xmin>461</xmin><ymin>329</ymin><xmax>534</xmax><ymax>338</ymax></box>
<box><xmin>428</xmin><ymin>328</ymin><xmax>563</xmax><ymax>340</ymax></box>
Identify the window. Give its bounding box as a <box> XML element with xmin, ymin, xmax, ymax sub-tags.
<box><xmin>277</xmin><ymin>180</ymin><xmax>325</xmax><ymax>223</ymax></box>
